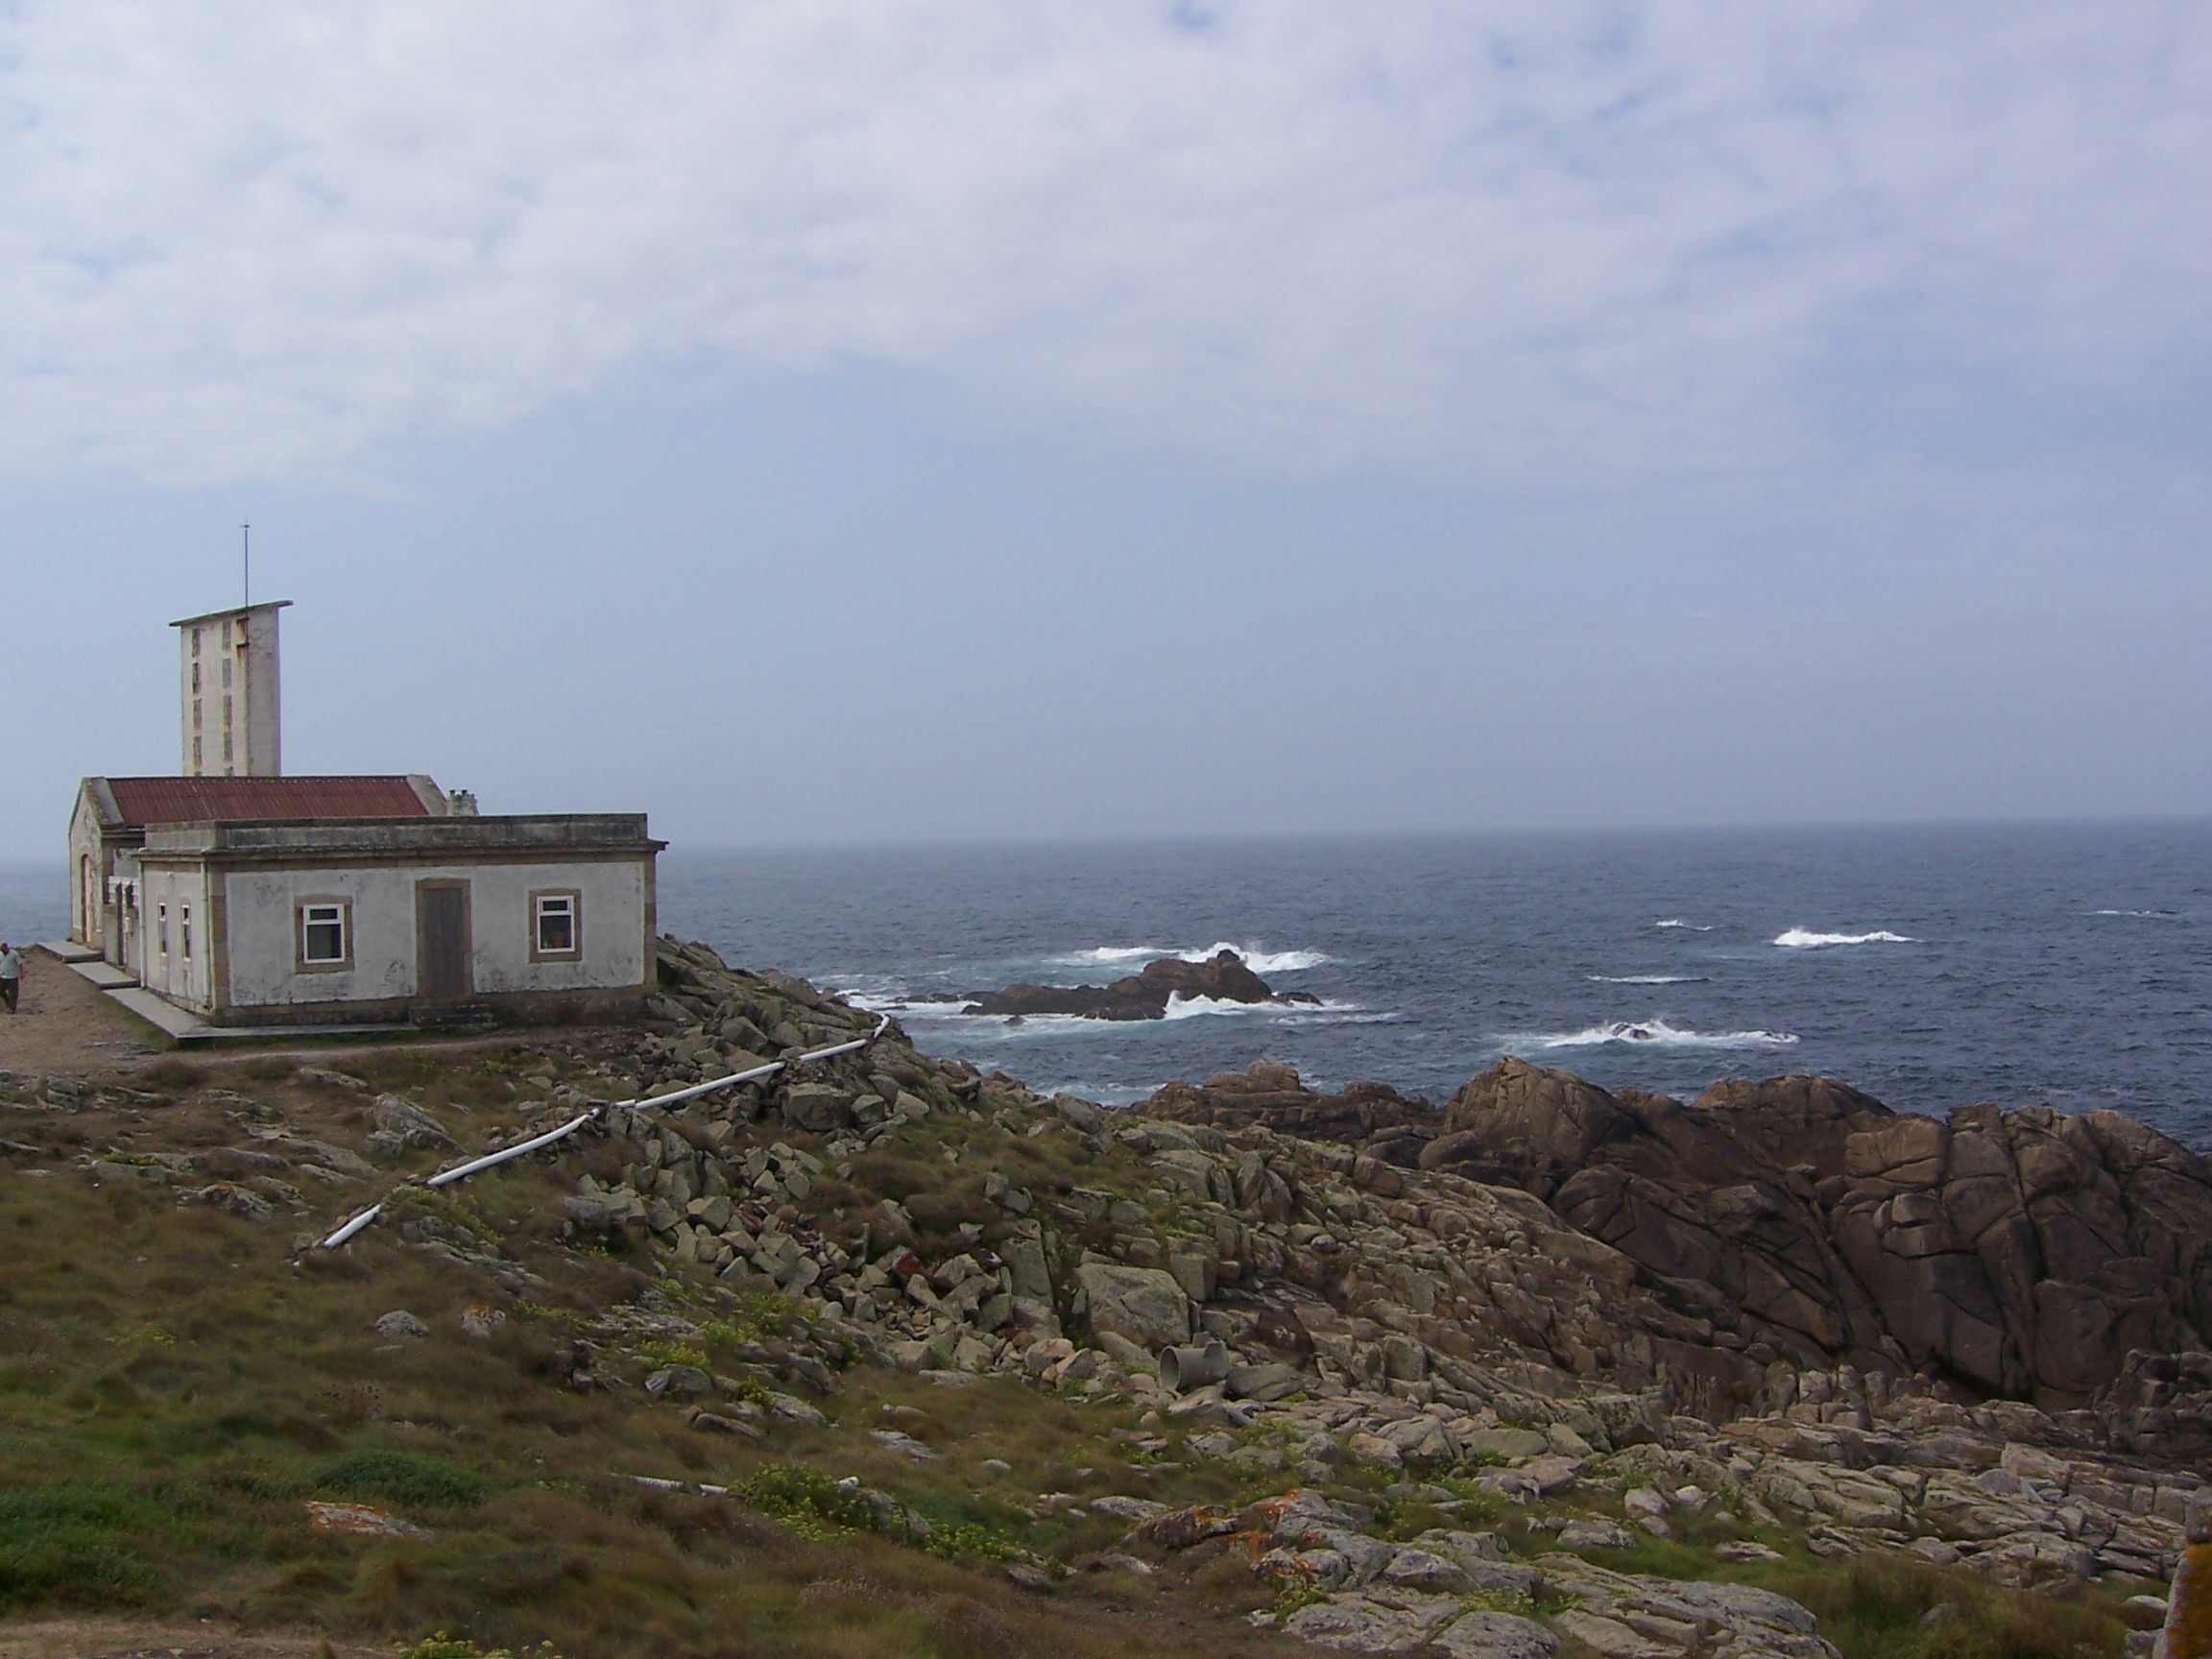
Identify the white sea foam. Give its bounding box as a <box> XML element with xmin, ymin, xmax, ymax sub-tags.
<box><xmin>2088</xmin><ymin>908</ymin><xmax>2180</xmax><ymax>921</ymax></box>
<box><xmin>842</xmin><ymin>991</ymin><xmax>967</xmax><ymax>1018</ymax></box>
<box><xmin>1586</xmin><ymin>974</ymin><xmax>1709</xmax><ymax>985</ymax></box>
<box><xmin>1049</xmin><ymin>941</ymin><xmax>1333</xmax><ymax>974</ymax></box>
<box><xmin>1653</xmin><ymin>919</ymin><xmax>1714</xmax><ymax>931</ymax></box>
<box><xmin>1771</xmin><ymin>927</ymin><xmax>1916</xmax><ymax>949</ymax></box>
<box><xmin>1185</xmin><ymin>942</ymin><xmax>1332</xmax><ymax>973</ymax></box>
<box><xmin>1052</xmin><ymin>945</ymin><xmax>1175</xmax><ymax>965</ymax></box>
<box><xmin>1519</xmin><ymin>1018</ymin><xmax>1799</xmax><ymax>1049</ymax></box>
<box><xmin>1161</xmin><ymin>995</ymin><xmax>1367</xmax><ymax>1021</ymax></box>
<box><xmin>1037</xmin><ymin>1082</ymin><xmax>1155</xmax><ymax>1109</ymax></box>
<box><xmin>848</xmin><ymin>988</ymin><xmax>1382</xmax><ymax>1030</ymax></box>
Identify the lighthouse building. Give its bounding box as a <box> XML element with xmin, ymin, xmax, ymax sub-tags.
<box><xmin>66</xmin><ymin>597</ymin><xmax>661</xmax><ymax>1032</ymax></box>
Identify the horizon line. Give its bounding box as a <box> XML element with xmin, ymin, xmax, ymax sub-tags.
<box><xmin>2</xmin><ymin>808</ymin><xmax>2209</xmax><ymax>870</ymax></box>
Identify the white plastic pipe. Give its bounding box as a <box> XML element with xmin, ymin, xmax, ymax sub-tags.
<box><xmin>425</xmin><ymin>1109</ymin><xmax>598</xmax><ymax>1188</ymax></box>
<box><xmin>634</xmin><ymin>1058</ymin><xmax>786</xmax><ymax>1112</ymax></box>
<box><xmin>622</xmin><ymin>1473</ymin><xmax>733</xmax><ymax>1497</ymax></box>
<box><xmin>313</xmin><ymin>1014</ymin><xmax>891</xmax><ymax>1249</ymax></box>
<box><xmin>320</xmin><ymin>1201</ymin><xmax>385</xmax><ymax>1248</ymax></box>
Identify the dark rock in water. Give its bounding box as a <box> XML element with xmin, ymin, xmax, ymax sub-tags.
<box><xmin>960</xmin><ymin>950</ymin><xmax>1316</xmax><ymax>1022</ymax></box>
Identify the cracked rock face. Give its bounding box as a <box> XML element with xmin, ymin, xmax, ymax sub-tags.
<box><xmin>1145</xmin><ymin>1055</ymin><xmax>2212</xmax><ymax>1414</ymax></box>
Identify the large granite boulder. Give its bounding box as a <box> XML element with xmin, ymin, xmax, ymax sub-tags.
<box><xmin>1144</xmin><ymin>1063</ymin><xmax>1434</xmax><ymax>1163</ymax></box>
<box><xmin>1076</xmin><ymin>1262</ymin><xmax>1193</xmax><ymax>1348</ymax></box>
<box><xmin>1418</xmin><ymin>1058</ymin><xmax>1642</xmax><ymax>1196</ymax></box>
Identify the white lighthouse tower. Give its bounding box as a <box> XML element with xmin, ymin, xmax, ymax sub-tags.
<box><xmin>169</xmin><ymin>599</ymin><xmax>292</xmax><ymax>778</ymax></box>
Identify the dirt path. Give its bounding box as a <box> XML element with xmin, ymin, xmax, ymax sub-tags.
<box><xmin>0</xmin><ymin>947</ymin><xmax>640</xmax><ymax>1085</ymax></box>
<box><xmin>0</xmin><ymin>949</ymin><xmax>167</xmax><ymax>1076</ymax></box>
<box><xmin>0</xmin><ymin>1620</ymin><xmax>381</xmax><ymax>1658</ymax></box>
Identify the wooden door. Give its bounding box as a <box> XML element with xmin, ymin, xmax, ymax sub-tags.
<box><xmin>416</xmin><ymin>880</ymin><xmax>472</xmax><ymax>1001</ymax></box>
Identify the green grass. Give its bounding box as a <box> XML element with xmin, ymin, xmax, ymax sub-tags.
<box><xmin>313</xmin><ymin>1449</ymin><xmax>490</xmax><ymax>1510</ymax></box>
<box><xmin>0</xmin><ymin>1132</ymin><xmax>1292</xmax><ymax>1659</ymax></box>
<box><xmin>0</xmin><ymin>1482</ymin><xmax>168</xmax><ymax>1609</ymax></box>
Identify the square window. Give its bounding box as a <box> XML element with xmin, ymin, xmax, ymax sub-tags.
<box><xmin>533</xmin><ymin>893</ymin><xmax>578</xmax><ymax>956</ymax></box>
<box><xmin>301</xmin><ymin>902</ymin><xmax>349</xmax><ymax>967</ymax></box>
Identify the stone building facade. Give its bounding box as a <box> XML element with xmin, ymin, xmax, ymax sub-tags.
<box><xmin>127</xmin><ymin>814</ymin><xmax>663</xmax><ymax>1026</ymax></box>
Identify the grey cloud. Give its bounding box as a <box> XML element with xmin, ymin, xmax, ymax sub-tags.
<box><xmin>3</xmin><ymin>2</ymin><xmax>2205</xmax><ymax>486</ymax></box>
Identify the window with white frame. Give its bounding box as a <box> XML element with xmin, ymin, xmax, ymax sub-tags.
<box><xmin>532</xmin><ymin>891</ymin><xmax>579</xmax><ymax>958</ymax></box>
<box><xmin>180</xmin><ymin>903</ymin><xmax>192</xmax><ymax>961</ymax></box>
<box><xmin>299</xmin><ymin>901</ymin><xmax>350</xmax><ymax>969</ymax></box>
<box><xmin>156</xmin><ymin>902</ymin><xmax>169</xmax><ymax>957</ymax></box>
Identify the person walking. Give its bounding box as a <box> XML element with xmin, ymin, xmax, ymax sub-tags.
<box><xmin>0</xmin><ymin>942</ymin><xmax>21</xmax><ymax>1015</ymax></box>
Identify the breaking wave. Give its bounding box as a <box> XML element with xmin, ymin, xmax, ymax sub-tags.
<box><xmin>2088</xmin><ymin>908</ymin><xmax>2180</xmax><ymax>921</ymax></box>
<box><xmin>843</xmin><ymin>989</ymin><xmax>1386</xmax><ymax>1028</ymax></box>
<box><xmin>1049</xmin><ymin>942</ymin><xmax>1332</xmax><ymax>974</ymax></box>
<box><xmin>1519</xmin><ymin>1018</ymin><xmax>1799</xmax><ymax>1050</ymax></box>
<box><xmin>1161</xmin><ymin>995</ymin><xmax>1375</xmax><ymax>1022</ymax></box>
<box><xmin>1586</xmin><ymin>974</ymin><xmax>1709</xmax><ymax>985</ymax></box>
<box><xmin>842</xmin><ymin>990</ymin><xmax>963</xmax><ymax>1018</ymax></box>
<box><xmin>1772</xmin><ymin>927</ymin><xmax>1917</xmax><ymax>949</ymax></box>
<box><xmin>1053</xmin><ymin>945</ymin><xmax>1174</xmax><ymax>964</ymax></box>
<box><xmin>1653</xmin><ymin>919</ymin><xmax>1713</xmax><ymax>931</ymax></box>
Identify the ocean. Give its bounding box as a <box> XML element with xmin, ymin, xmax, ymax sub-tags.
<box><xmin>6</xmin><ymin>821</ymin><xmax>2208</xmax><ymax>1145</ymax></box>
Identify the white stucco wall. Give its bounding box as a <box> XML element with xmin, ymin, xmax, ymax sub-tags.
<box><xmin>67</xmin><ymin>792</ymin><xmax>102</xmax><ymax>945</ymax></box>
<box><xmin>220</xmin><ymin>857</ymin><xmax>647</xmax><ymax>1009</ymax></box>
<box><xmin>139</xmin><ymin>863</ymin><xmax>214</xmax><ymax>1010</ymax></box>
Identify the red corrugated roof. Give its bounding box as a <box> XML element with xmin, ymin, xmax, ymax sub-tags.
<box><xmin>105</xmin><ymin>776</ymin><xmax>432</xmax><ymax>828</ymax></box>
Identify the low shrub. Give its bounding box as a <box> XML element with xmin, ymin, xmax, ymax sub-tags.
<box><xmin>919</xmin><ymin>1520</ymin><xmax>1022</xmax><ymax>1563</ymax></box>
<box><xmin>733</xmin><ymin>1464</ymin><xmax>880</xmax><ymax>1544</ymax></box>
<box><xmin>397</xmin><ymin>1635</ymin><xmax>566</xmax><ymax>1659</ymax></box>
<box><xmin>634</xmin><ymin>1339</ymin><xmax>709</xmax><ymax>1371</ymax></box>
<box><xmin>0</xmin><ymin>1483</ymin><xmax>164</xmax><ymax>1609</ymax></box>
<box><xmin>311</xmin><ymin>1449</ymin><xmax>488</xmax><ymax>1510</ymax></box>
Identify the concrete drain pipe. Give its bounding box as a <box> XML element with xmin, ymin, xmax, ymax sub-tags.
<box><xmin>1159</xmin><ymin>1339</ymin><xmax>1229</xmax><ymax>1393</ymax></box>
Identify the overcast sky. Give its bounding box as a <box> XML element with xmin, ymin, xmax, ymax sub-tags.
<box><xmin>4</xmin><ymin>3</ymin><xmax>2208</xmax><ymax>861</ymax></box>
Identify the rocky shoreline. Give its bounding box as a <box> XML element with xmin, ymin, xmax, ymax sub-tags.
<box><xmin>9</xmin><ymin>937</ymin><xmax>2204</xmax><ymax>1656</ymax></box>
<box><xmin>617</xmin><ymin>943</ymin><xmax>2209</xmax><ymax>1648</ymax></box>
